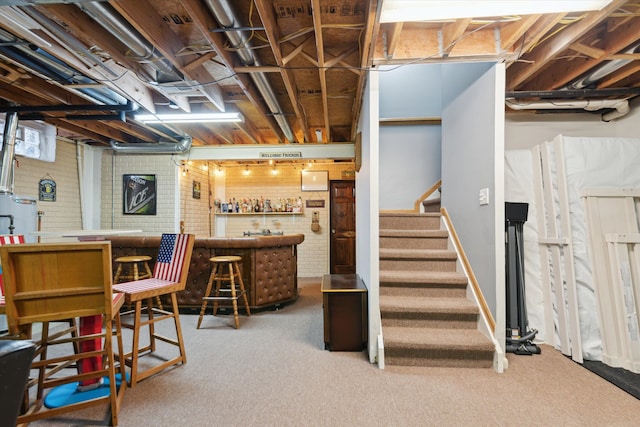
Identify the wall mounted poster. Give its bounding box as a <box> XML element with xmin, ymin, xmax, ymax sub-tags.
<box><xmin>123</xmin><ymin>174</ymin><xmax>156</xmax><ymax>215</ymax></box>
<box><xmin>39</xmin><ymin>177</ymin><xmax>56</xmax><ymax>202</ymax></box>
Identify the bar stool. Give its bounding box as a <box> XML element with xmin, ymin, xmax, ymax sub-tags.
<box><xmin>114</xmin><ymin>255</ymin><xmax>153</xmax><ymax>283</ymax></box>
<box><xmin>197</xmin><ymin>255</ymin><xmax>251</xmax><ymax>329</ymax></box>
<box><xmin>114</xmin><ymin>255</ymin><xmax>162</xmax><ymax>309</ymax></box>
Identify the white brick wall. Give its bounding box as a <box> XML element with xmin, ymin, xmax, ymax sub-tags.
<box><xmin>215</xmin><ymin>163</ymin><xmax>352</xmax><ymax>277</ymax></box>
<box><xmin>12</xmin><ymin>139</ymin><xmax>82</xmax><ymax>240</ymax></box>
<box><xmin>180</xmin><ymin>161</ymin><xmax>212</xmax><ymax>236</ymax></box>
<box><xmin>100</xmin><ymin>152</ymin><xmax>179</xmax><ymax>234</ymax></box>
<box><xmin>13</xmin><ymin>140</ymin><xmax>354</xmax><ymax>276</ymax></box>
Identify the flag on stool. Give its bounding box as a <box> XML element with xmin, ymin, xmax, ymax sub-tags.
<box><xmin>154</xmin><ymin>234</ymin><xmax>190</xmax><ymax>283</ymax></box>
<box><xmin>0</xmin><ymin>235</ymin><xmax>25</xmax><ymax>298</ymax></box>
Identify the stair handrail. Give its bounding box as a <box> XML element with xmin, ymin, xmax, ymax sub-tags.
<box><xmin>414</xmin><ymin>179</ymin><xmax>441</xmax><ymax>212</ymax></box>
<box><xmin>440</xmin><ymin>207</ymin><xmax>496</xmax><ymax>332</ymax></box>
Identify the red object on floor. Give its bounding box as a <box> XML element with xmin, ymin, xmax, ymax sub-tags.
<box><xmin>78</xmin><ymin>315</ymin><xmax>103</xmax><ymax>387</ymax></box>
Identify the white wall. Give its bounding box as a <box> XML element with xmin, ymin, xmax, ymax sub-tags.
<box><xmin>505</xmin><ymin>106</ymin><xmax>640</xmax><ymax>150</ymax></box>
<box><xmin>379</xmin><ymin>125</ymin><xmax>441</xmax><ymax>209</ymax></box>
<box><xmin>441</xmin><ymin>63</ymin><xmax>505</xmax><ymax>328</ymax></box>
<box><xmin>13</xmin><ymin>139</ymin><xmax>82</xmax><ymax>239</ymax></box>
<box><xmin>357</xmin><ymin>71</ymin><xmax>380</xmax><ymax>364</ymax></box>
<box><xmin>100</xmin><ymin>151</ymin><xmax>180</xmax><ymax>234</ymax></box>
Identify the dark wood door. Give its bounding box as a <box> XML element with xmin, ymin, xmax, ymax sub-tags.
<box><xmin>330</xmin><ymin>180</ymin><xmax>355</xmax><ymax>274</ymax></box>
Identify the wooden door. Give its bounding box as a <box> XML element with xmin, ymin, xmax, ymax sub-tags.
<box><xmin>330</xmin><ymin>180</ymin><xmax>355</xmax><ymax>274</ymax></box>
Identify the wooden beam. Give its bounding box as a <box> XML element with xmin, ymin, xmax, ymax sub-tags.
<box><xmin>282</xmin><ymin>35</ymin><xmax>315</xmax><ymax>65</ymax></box>
<box><xmin>500</xmin><ymin>15</ymin><xmax>542</xmax><ymax>52</ymax></box>
<box><xmin>379</xmin><ymin>117</ymin><xmax>442</xmax><ymax>126</ymax></box>
<box><xmin>384</xmin><ymin>23</ymin><xmax>404</xmax><ymax>60</ymax></box>
<box><xmin>312</xmin><ymin>0</ymin><xmax>330</xmax><ymax>142</ymax></box>
<box><xmin>506</xmin><ymin>0</ymin><xmax>627</xmax><ymax>89</ymax></box>
<box><xmin>524</xmin><ymin>15</ymin><xmax>640</xmax><ymax>90</ymax></box>
<box><xmin>441</xmin><ymin>19</ymin><xmax>471</xmax><ymax>57</ymax></box>
<box><xmin>569</xmin><ymin>42</ymin><xmax>606</xmax><ymax>59</ymax></box>
<box><xmin>179</xmin><ymin>0</ymin><xmax>284</xmax><ymax>143</ymax></box>
<box><xmin>325</xmin><ymin>47</ymin><xmax>359</xmax><ymax>68</ymax></box>
<box><xmin>2</xmin><ymin>4</ymin><xmax>159</xmax><ymax>113</ymax></box>
<box><xmin>254</xmin><ymin>0</ymin><xmax>311</xmax><ymax>143</ymax></box>
<box><xmin>351</xmin><ymin>0</ymin><xmax>379</xmax><ymax>141</ymax></box>
<box><xmin>111</xmin><ymin>0</ymin><xmax>225</xmax><ymax>111</ymax></box>
<box><xmin>183</xmin><ymin>51</ymin><xmax>218</xmax><ymax>73</ymax></box>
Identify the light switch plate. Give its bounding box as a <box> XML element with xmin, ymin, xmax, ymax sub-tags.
<box><xmin>479</xmin><ymin>188</ymin><xmax>489</xmax><ymax>205</ymax></box>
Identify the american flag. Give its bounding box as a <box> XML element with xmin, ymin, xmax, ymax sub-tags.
<box><xmin>154</xmin><ymin>233</ymin><xmax>189</xmax><ymax>282</ymax></box>
<box><xmin>0</xmin><ymin>234</ymin><xmax>25</xmax><ymax>245</ymax></box>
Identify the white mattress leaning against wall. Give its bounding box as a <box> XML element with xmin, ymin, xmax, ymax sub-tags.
<box><xmin>505</xmin><ymin>135</ymin><xmax>640</xmax><ymax>371</ymax></box>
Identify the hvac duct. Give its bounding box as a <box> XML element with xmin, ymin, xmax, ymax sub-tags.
<box><xmin>79</xmin><ymin>2</ymin><xmax>182</xmax><ymax>84</ymax></box>
<box><xmin>204</xmin><ymin>0</ymin><xmax>296</xmax><ymax>143</ymax></box>
<box><xmin>0</xmin><ymin>27</ymin><xmax>126</xmax><ymax>106</ymax></box>
<box><xmin>505</xmin><ymin>99</ymin><xmax>630</xmax><ymax>121</ymax></box>
<box><xmin>109</xmin><ymin>135</ymin><xmax>193</xmax><ymax>154</ymax></box>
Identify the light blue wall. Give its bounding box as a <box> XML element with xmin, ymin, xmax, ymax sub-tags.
<box><xmin>379</xmin><ymin>125</ymin><xmax>441</xmax><ymax>209</ymax></box>
<box><xmin>378</xmin><ymin>64</ymin><xmax>443</xmax><ymax>118</ymax></box>
<box><xmin>441</xmin><ymin>64</ymin><xmax>505</xmax><ymax>322</ymax></box>
<box><xmin>378</xmin><ymin>64</ymin><xmax>443</xmax><ymax>209</ymax></box>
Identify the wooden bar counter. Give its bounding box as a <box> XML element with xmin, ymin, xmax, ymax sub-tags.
<box><xmin>107</xmin><ymin>234</ymin><xmax>304</xmax><ymax>311</ymax></box>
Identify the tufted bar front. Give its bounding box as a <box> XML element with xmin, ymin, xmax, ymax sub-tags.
<box><xmin>106</xmin><ymin>234</ymin><xmax>305</xmax><ymax>311</ymax></box>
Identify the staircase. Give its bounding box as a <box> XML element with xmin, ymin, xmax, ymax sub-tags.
<box><xmin>379</xmin><ymin>211</ymin><xmax>494</xmax><ymax>368</ymax></box>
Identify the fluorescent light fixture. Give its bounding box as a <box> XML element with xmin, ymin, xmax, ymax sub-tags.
<box><xmin>134</xmin><ymin>112</ymin><xmax>244</xmax><ymax>124</ymax></box>
<box><xmin>380</xmin><ymin>0</ymin><xmax>613</xmax><ymax>23</ymax></box>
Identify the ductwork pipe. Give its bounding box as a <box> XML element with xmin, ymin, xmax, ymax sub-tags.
<box><xmin>80</xmin><ymin>2</ymin><xmax>183</xmax><ymax>84</ymax></box>
<box><xmin>505</xmin><ymin>98</ymin><xmax>630</xmax><ymax>121</ymax></box>
<box><xmin>204</xmin><ymin>0</ymin><xmax>296</xmax><ymax>142</ymax></box>
<box><xmin>602</xmin><ymin>99</ymin><xmax>630</xmax><ymax>122</ymax></box>
<box><xmin>109</xmin><ymin>135</ymin><xmax>193</xmax><ymax>154</ymax></box>
<box><xmin>0</xmin><ymin>112</ymin><xmax>19</xmax><ymax>194</ymax></box>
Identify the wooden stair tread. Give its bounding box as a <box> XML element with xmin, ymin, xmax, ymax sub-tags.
<box><xmin>380</xmin><ymin>295</ymin><xmax>478</xmax><ymax>312</ymax></box>
<box><xmin>379</xmin><ymin>229</ymin><xmax>448</xmax><ymax>237</ymax></box>
<box><xmin>380</xmin><ymin>270</ymin><xmax>468</xmax><ymax>284</ymax></box>
<box><xmin>380</xmin><ymin>248</ymin><xmax>457</xmax><ymax>259</ymax></box>
<box><xmin>379</xmin><ymin>212</ymin><xmax>440</xmax><ymax>218</ymax></box>
<box><xmin>383</xmin><ymin>326</ymin><xmax>493</xmax><ymax>350</ymax></box>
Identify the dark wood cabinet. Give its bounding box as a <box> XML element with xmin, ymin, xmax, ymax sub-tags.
<box><xmin>321</xmin><ymin>274</ymin><xmax>367</xmax><ymax>351</ymax></box>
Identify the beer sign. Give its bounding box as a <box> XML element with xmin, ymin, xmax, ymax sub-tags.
<box><xmin>123</xmin><ymin>174</ymin><xmax>156</xmax><ymax>215</ymax></box>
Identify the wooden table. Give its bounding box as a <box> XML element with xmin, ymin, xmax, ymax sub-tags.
<box><xmin>321</xmin><ymin>274</ymin><xmax>368</xmax><ymax>351</ymax></box>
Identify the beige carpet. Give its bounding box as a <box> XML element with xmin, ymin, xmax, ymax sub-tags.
<box><xmin>29</xmin><ymin>278</ymin><xmax>640</xmax><ymax>426</ymax></box>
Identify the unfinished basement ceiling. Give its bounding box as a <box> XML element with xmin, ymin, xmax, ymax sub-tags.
<box><xmin>0</xmin><ymin>1</ymin><xmax>639</xmax><ymax>148</ymax></box>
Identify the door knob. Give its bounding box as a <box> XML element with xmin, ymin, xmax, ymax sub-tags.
<box><xmin>331</xmin><ymin>229</ymin><xmax>336</xmax><ymax>234</ymax></box>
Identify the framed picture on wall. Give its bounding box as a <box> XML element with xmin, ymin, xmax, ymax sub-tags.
<box><xmin>123</xmin><ymin>174</ymin><xmax>157</xmax><ymax>215</ymax></box>
<box><xmin>301</xmin><ymin>170</ymin><xmax>329</xmax><ymax>192</ymax></box>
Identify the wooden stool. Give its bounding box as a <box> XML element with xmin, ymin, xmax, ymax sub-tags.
<box><xmin>197</xmin><ymin>255</ymin><xmax>251</xmax><ymax>329</ymax></box>
<box><xmin>114</xmin><ymin>255</ymin><xmax>152</xmax><ymax>282</ymax></box>
<box><xmin>114</xmin><ymin>255</ymin><xmax>162</xmax><ymax>309</ymax></box>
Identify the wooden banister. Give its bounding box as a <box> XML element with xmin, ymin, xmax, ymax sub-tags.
<box><xmin>440</xmin><ymin>207</ymin><xmax>496</xmax><ymax>332</ymax></box>
<box><xmin>413</xmin><ymin>179</ymin><xmax>441</xmax><ymax>212</ymax></box>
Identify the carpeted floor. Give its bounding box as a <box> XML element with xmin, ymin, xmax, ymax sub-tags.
<box><xmin>26</xmin><ymin>278</ymin><xmax>640</xmax><ymax>426</ymax></box>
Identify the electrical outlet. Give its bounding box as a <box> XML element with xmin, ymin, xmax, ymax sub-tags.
<box><xmin>479</xmin><ymin>188</ymin><xmax>489</xmax><ymax>205</ymax></box>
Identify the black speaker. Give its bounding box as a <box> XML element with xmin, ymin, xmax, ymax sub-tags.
<box><xmin>505</xmin><ymin>202</ymin><xmax>528</xmax><ymax>223</ymax></box>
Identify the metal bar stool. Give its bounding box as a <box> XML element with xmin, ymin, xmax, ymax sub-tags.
<box><xmin>114</xmin><ymin>255</ymin><xmax>162</xmax><ymax>309</ymax></box>
<box><xmin>197</xmin><ymin>255</ymin><xmax>251</xmax><ymax>329</ymax></box>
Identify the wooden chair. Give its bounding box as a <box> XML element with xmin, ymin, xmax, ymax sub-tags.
<box><xmin>1</xmin><ymin>235</ymin><xmax>80</xmax><ymax>343</ymax></box>
<box><xmin>0</xmin><ymin>241</ymin><xmax>127</xmax><ymax>426</ymax></box>
<box><xmin>0</xmin><ymin>235</ymin><xmax>25</xmax><ymax>313</ymax></box>
<box><xmin>113</xmin><ymin>233</ymin><xmax>195</xmax><ymax>387</ymax></box>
